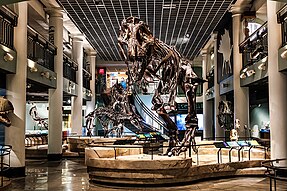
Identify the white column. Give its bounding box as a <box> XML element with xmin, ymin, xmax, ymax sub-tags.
<box><xmin>86</xmin><ymin>51</ymin><xmax>97</xmax><ymax>115</ymax></box>
<box><xmin>47</xmin><ymin>8</ymin><xmax>64</xmax><ymax>160</ymax></box>
<box><xmin>214</xmin><ymin>33</ymin><xmax>224</xmax><ymax>139</ymax></box>
<box><xmin>232</xmin><ymin>11</ymin><xmax>249</xmax><ymax>137</ymax></box>
<box><xmin>5</xmin><ymin>2</ymin><xmax>27</xmax><ymax>175</ymax></box>
<box><xmin>71</xmin><ymin>36</ymin><xmax>84</xmax><ymax>135</ymax></box>
<box><xmin>201</xmin><ymin>50</ymin><xmax>212</xmax><ymax>139</ymax></box>
<box><xmin>267</xmin><ymin>0</ymin><xmax>287</xmax><ymax>162</ymax></box>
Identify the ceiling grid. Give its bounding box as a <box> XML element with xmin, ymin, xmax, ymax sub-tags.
<box><xmin>58</xmin><ymin>0</ymin><xmax>234</xmax><ymax>61</ymax></box>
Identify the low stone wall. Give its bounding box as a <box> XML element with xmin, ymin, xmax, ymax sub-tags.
<box><xmin>86</xmin><ymin>153</ymin><xmax>265</xmax><ymax>185</ymax></box>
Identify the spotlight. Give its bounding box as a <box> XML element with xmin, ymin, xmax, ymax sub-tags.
<box><xmin>242</xmin><ymin>67</ymin><xmax>248</xmax><ymax>73</ymax></box>
<box><xmin>28</xmin><ymin>59</ymin><xmax>38</xmax><ymax>72</ymax></box>
<box><xmin>251</xmin><ymin>46</ymin><xmax>264</xmax><ymax>59</ymax></box>
<box><xmin>280</xmin><ymin>49</ymin><xmax>287</xmax><ymax>59</ymax></box>
<box><xmin>49</xmin><ymin>76</ymin><xmax>56</xmax><ymax>80</ymax></box>
<box><xmin>210</xmin><ymin>53</ymin><xmax>214</xmax><ymax>60</ymax></box>
<box><xmin>30</xmin><ymin>67</ymin><xmax>38</xmax><ymax>72</ymax></box>
<box><xmin>3</xmin><ymin>52</ymin><xmax>14</xmax><ymax>61</ymax></box>
<box><xmin>258</xmin><ymin>63</ymin><xmax>266</xmax><ymax>70</ymax></box>
<box><xmin>41</xmin><ymin>71</ymin><xmax>50</xmax><ymax>79</ymax></box>
<box><xmin>67</xmin><ymin>99</ymin><xmax>71</xmax><ymax>104</ymax></box>
<box><xmin>262</xmin><ymin>56</ymin><xmax>268</xmax><ymax>63</ymax></box>
<box><xmin>240</xmin><ymin>72</ymin><xmax>247</xmax><ymax>79</ymax></box>
<box><xmin>246</xmin><ymin>69</ymin><xmax>255</xmax><ymax>77</ymax></box>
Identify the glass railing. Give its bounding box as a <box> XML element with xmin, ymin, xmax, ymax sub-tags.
<box><xmin>0</xmin><ymin>6</ymin><xmax>17</xmax><ymax>50</ymax></box>
<box><xmin>27</xmin><ymin>26</ymin><xmax>57</xmax><ymax>71</ymax></box>
<box><xmin>133</xmin><ymin>84</ymin><xmax>169</xmax><ymax>136</ymax></box>
<box><xmin>239</xmin><ymin>22</ymin><xmax>268</xmax><ymax>68</ymax></box>
<box><xmin>83</xmin><ymin>68</ymin><xmax>91</xmax><ymax>89</ymax></box>
<box><xmin>63</xmin><ymin>54</ymin><xmax>77</xmax><ymax>83</ymax></box>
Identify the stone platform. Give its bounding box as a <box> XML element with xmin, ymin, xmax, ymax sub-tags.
<box><xmin>86</xmin><ymin>143</ymin><xmax>268</xmax><ymax>186</ymax></box>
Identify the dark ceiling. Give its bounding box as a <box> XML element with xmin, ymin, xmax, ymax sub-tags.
<box><xmin>57</xmin><ymin>0</ymin><xmax>234</xmax><ymax>61</ymax></box>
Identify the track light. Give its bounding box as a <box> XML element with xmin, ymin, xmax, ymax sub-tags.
<box><xmin>258</xmin><ymin>63</ymin><xmax>266</xmax><ymax>70</ymax></box>
<box><xmin>41</xmin><ymin>71</ymin><xmax>50</xmax><ymax>79</ymax></box>
<box><xmin>3</xmin><ymin>52</ymin><xmax>14</xmax><ymax>62</ymax></box>
<box><xmin>261</xmin><ymin>56</ymin><xmax>268</xmax><ymax>63</ymax></box>
<box><xmin>240</xmin><ymin>72</ymin><xmax>247</xmax><ymax>79</ymax></box>
<box><xmin>280</xmin><ymin>49</ymin><xmax>287</xmax><ymax>59</ymax></box>
<box><xmin>246</xmin><ymin>69</ymin><xmax>255</xmax><ymax>77</ymax></box>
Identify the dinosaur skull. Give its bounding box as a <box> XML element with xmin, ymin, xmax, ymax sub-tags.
<box><xmin>0</xmin><ymin>97</ymin><xmax>14</xmax><ymax>127</ymax></box>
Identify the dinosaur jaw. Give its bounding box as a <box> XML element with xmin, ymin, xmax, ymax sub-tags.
<box><xmin>0</xmin><ymin>111</ymin><xmax>12</xmax><ymax>127</ymax></box>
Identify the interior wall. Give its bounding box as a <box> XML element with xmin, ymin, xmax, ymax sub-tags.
<box><xmin>250</xmin><ymin>102</ymin><xmax>269</xmax><ymax>137</ymax></box>
<box><xmin>25</xmin><ymin>102</ymin><xmax>49</xmax><ymax>133</ymax></box>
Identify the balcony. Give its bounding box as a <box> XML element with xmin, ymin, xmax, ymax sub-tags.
<box><xmin>0</xmin><ymin>6</ymin><xmax>17</xmax><ymax>73</ymax></box>
<box><xmin>0</xmin><ymin>6</ymin><xmax>17</xmax><ymax>50</ymax></box>
<box><xmin>277</xmin><ymin>5</ymin><xmax>287</xmax><ymax>72</ymax></box>
<box><xmin>27</xmin><ymin>26</ymin><xmax>57</xmax><ymax>71</ymax></box>
<box><xmin>83</xmin><ymin>68</ymin><xmax>91</xmax><ymax>90</ymax></box>
<box><xmin>239</xmin><ymin>22</ymin><xmax>268</xmax><ymax>86</ymax></box>
<box><xmin>239</xmin><ymin>22</ymin><xmax>268</xmax><ymax>69</ymax></box>
<box><xmin>63</xmin><ymin>54</ymin><xmax>77</xmax><ymax>83</ymax></box>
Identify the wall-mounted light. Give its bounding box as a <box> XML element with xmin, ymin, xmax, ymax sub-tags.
<box><xmin>41</xmin><ymin>71</ymin><xmax>50</xmax><ymax>79</ymax></box>
<box><xmin>49</xmin><ymin>76</ymin><xmax>56</xmax><ymax>80</ymax></box>
<box><xmin>210</xmin><ymin>52</ymin><xmax>214</xmax><ymax>60</ymax></box>
<box><xmin>222</xmin><ymin>83</ymin><xmax>229</xmax><ymax>88</ymax></box>
<box><xmin>261</xmin><ymin>56</ymin><xmax>268</xmax><ymax>63</ymax></box>
<box><xmin>246</xmin><ymin>69</ymin><xmax>256</xmax><ymax>77</ymax></box>
<box><xmin>28</xmin><ymin>59</ymin><xmax>38</xmax><ymax>72</ymax></box>
<box><xmin>26</xmin><ymin>83</ymin><xmax>32</xmax><ymax>89</ymax></box>
<box><xmin>3</xmin><ymin>52</ymin><xmax>14</xmax><ymax>62</ymax></box>
<box><xmin>242</xmin><ymin>67</ymin><xmax>248</xmax><ymax>73</ymax></box>
<box><xmin>258</xmin><ymin>63</ymin><xmax>266</xmax><ymax>70</ymax></box>
<box><xmin>240</xmin><ymin>72</ymin><xmax>247</xmax><ymax>79</ymax></box>
<box><xmin>281</xmin><ymin>49</ymin><xmax>287</xmax><ymax>59</ymax></box>
<box><xmin>30</xmin><ymin>67</ymin><xmax>38</xmax><ymax>72</ymax></box>
<box><xmin>251</xmin><ymin>45</ymin><xmax>264</xmax><ymax>59</ymax></box>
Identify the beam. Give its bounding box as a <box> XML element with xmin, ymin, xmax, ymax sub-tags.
<box><xmin>0</xmin><ymin>0</ymin><xmax>27</xmax><ymax>6</ymax></box>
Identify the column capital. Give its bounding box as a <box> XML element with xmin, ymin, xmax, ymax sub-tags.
<box><xmin>71</xmin><ymin>34</ymin><xmax>85</xmax><ymax>42</ymax></box>
<box><xmin>212</xmin><ymin>32</ymin><xmax>218</xmax><ymax>40</ymax></box>
<box><xmin>200</xmin><ymin>49</ymin><xmax>208</xmax><ymax>56</ymax></box>
<box><xmin>86</xmin><ymin>50</ymin><xmax>97</xmax><ymax>57</ymax></box>
<box><xmin>45</xmin><ymin>7</ymin><xmax>64</xmax><ymax>17</ymax></box>
<box><xmin>230</xmin><ymin>6</ymin><xmax>243</xmax><ymax>17</ymax></box>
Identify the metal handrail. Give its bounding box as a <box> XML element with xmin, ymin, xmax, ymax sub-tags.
<box><xmin>0</xmin><ymin>144</ymin><xmax>12</xmax><ymax>187</ymax></box>
<box><xmin>239</xmin><ymin>22</ymin><xmax>268</xmax><ymax>48</ymax></box>
<box><xmin>262</xmin><ymin>158</ymin><xmax>287</xmax><ymax>191</ymax></box>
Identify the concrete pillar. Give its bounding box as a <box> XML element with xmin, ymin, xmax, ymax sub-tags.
<box><xmin>5</xmin><ymin>2</ymin><xmax>27</xmax><ymax>176</ymax></box>
<box><xmin>71</xmin><ymin>36</ymin><xmax>84</xmax><ymax>135</ymax></box>
<box><xmin>201</xmin><ymin>50</ymin><xmax>212</xmax><ymax>139</ymax></box>
<box><xmin>214</xmin><ymin>33</ymin><xmax>224</xmax><ymax>139</ymax></box>
<box><xmin>232</xmin><ymin>11</ymin><xmax>249</xmax><ymax>137</ymax></box>
<box><xmin>267</xmin><ymin>0</ymin><xmax>287</xmax><ymax>162</ymax></box>
<box><xmin>86</xmin><ymin>51</ymin><xmax>97</xmax><ymax>115</ymax></box>
<box><xmin>47</xmin><ymin>8</ymin><xmax>64</xmax><ymax>160</ymax></box>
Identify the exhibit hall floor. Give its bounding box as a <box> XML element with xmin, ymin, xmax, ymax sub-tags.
<box><xmin>7</xmin><ymin>158</ymin><xmax>287</xmax><ymax>191</ymax></box>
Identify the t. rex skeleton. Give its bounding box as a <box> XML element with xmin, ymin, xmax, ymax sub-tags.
<box><xmin>118</xmin><ymin>16</ymin><xmax>206</xmax><ymax>156</ymax></box>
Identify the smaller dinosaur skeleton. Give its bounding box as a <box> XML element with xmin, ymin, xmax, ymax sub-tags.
<box><xmin>85</xmin><ymin>83</ymin><xmax>143</xmax><ymax>137</ymax></box>
<box><xmin>0</xmin><ymin>96</ymin><xmax>14</xmax><ymax>127</ymax></box>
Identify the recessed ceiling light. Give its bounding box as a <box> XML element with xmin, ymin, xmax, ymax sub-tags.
<box><xmin>163</xmin><ymin>4</ymin><xmax>176</xmax><ymax>9</ymax></box>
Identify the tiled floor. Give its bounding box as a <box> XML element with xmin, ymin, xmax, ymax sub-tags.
<box><xmin>8</xmin><ymin>158</ymin><xmax>287</xmax><ymax>191</ymax></box>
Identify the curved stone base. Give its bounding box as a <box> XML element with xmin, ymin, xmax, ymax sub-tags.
<box><xmin>86</xmin><ymin>153</ymin><xmax>265</xmax><ymax>185</ymax></box>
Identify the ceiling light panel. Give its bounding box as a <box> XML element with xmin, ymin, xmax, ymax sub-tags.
<box><xmin>58</xmin><ymin>0</ymin><xmax>233</xmax><ymax>61</ymax></box>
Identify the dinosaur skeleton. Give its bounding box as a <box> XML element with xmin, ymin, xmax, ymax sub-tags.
<box><xmin>0</xmin><ymin>96</ymin><xmax>14</xmax><ymax>127</ymax></box>
<box><xmin>85</xmin><ymin>83</ymin><xmax>143</xmax><ymax>138</ymax></box>
<box><xmin>118</xmin><ymin>16</ymin><xmax>206</xmax><ymax>156</ymax></box>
